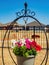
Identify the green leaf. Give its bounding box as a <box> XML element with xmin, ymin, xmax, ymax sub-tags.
<box><xmin>13</xmin><ymin>46</ymin><xmax>20</xmax><ymax>55</ymax></box>
<box><xmin>27</xmin><ymin>50</ymin><xmax>33</xmax><ymax>55</ymax></box>
<box><xmin>32</xmin><ymin>48</ymin><xmax>37</xmax><ymax>56</ymax></box>
<box><xmin>23</xmin><ymin>52</ymin><xmax>29</xmax><ymax>57</ymax></box>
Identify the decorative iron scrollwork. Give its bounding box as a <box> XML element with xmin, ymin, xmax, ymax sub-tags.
<box><xmin>16</xmin><ymin>2</ymin><xmax>35</xmax><ymax>17</ymax></box>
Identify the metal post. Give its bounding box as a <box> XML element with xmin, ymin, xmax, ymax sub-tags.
<box><xmin>25</xmin><ymin>20</ymin><xmax>27</xmax><ymax>30</ymax></box>
<box><xmin>34</xmin><ymin>26</ymin><xmax>35</xmax><ymax>41</ymax></box>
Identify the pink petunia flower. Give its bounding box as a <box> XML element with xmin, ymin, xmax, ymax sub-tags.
<box><xmin>18</xmin><ymin>43</ymin><xmax>22</xmax><ymax>47</ymax></box>
<box><xmin>26</xmin><ymin>43</ymin><xmax>30</xmax><ymax>49</ymax></box>
<box><xmin>25</xmin><ymin>38</ymin><xmax>31</xmax><ymax>49</ymax></box>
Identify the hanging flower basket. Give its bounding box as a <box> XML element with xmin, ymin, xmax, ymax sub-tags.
<box><xmin>11</xmin><ymin>38</ymin><xmax>42</xmax><ymax>65</ymax></box>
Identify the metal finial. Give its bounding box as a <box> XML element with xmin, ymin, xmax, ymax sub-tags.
<box><xmin>24</xmin><ymin>2</ymin><xmax>27</xmax><ymax>15</ymax></box>
<box><xmin>24</xmin><ymin>2</ymin><xmax>27</xmax><ymax>8</ymax></box>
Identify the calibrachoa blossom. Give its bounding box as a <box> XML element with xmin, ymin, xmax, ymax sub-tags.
<box><xmin>11</xmin><ymin>38</ymin><xmax>42</xmax><ymax>57</ymax></box>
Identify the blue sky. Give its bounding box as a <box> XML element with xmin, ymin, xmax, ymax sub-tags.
<box><xmin>0</xmin><ymin>0</ymin><xmax>49</xmax><ymax>25</ymax></box>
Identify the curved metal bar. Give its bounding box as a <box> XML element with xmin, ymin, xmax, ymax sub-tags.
<box><xmin>27</xmin><ymin>9</ymin><xmax>31</xmax><ymax>14</ymax></box>
<box><xmin>7</xmin><ymin>21</ymin><xmax>18</xmax><ymax>65</ymax></box>
<box><xmin>2</xmin><ymin>21</ymin><xmax>16</xmax><ymax>65</ymax></box>
<box><xmin>2</xmin><ymin>30</ymin><xmax>9</xmax><ymax>65</ymax></box>
<box><xmin>45</xmin><ymin>51</ymin><xmax>48</xmax><ymax>65</ymax></box>
<box><xmin>21</xmin><ymin>9</ymin><xmax>25</xmax><ymax>15</ymax></box>
<box><xmin>7</xmin><ymin>30</ymin><xmax>17</xmax><ymax>65</ymax></box>
<box><xmin>16</xmin><ymin>12</ymin><xmax>21</xmax><ymax>17</ymax></box>
<box><xmin>44</xmin><ymin>29</ymin><xmax>48</xmax><ymax>65</ymax></box>
<box><xmin>40</xmin><ymin>52</ymin><xmax>47</xmax><ymax>65</ymax></box>
<box><xmin>31</xmin><ymin>11</ymin><xmax>35</xmax><ymax>16</ymax></box>
<box><xmin>6</xmin><ymin>21</ymin><xmax>17</xmax><ymax>65</ymax></box>
<box><xmin>40</xmin><ymin>27</ymin><xmax>48</xmax><ymax>65</ymax></box>
<box><xmin>13</xmin><ymin>15</ymin><xmax>42</xmax><ymax>26</ymax></box>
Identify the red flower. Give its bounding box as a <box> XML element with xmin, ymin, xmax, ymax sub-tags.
<box><xmin>30</xmin><ymin>41</ymin><xmax>36</xmax><ymax>47</ymax></box>
<box><xmin>35</xmin><ymin>45</ymin><xmax>42</xmax><ymax>51</ymax></box>
<box><xmin>30</xmin><ymin>41</ymin><xmax>42</xmax><ymax>51</ymax></box>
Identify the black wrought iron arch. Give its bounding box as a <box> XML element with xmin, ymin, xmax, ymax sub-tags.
<box><xmin>2</xmin><ymin>2</ymin><xmax>48</xmax><ymax>65</ymax></box>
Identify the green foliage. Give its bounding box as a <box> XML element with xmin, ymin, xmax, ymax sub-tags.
<box><xmin>23</xmin><ymin>52</ymin><xmax>29</xmax><ymax>57</ymax></box>
<box><xmin>19</xmin><ymin>46</ymin><xmax>27</xmax><ymax>56</ymax></box>
<box><xmin>13</xmin><ymin>46</ymin><xmax>20</xmax><ymax>55</ymax></box>
<box><xmin>32</xmin><ymin>48</ymin><xmax>37</xmax><ymax>56</ymax></box>
<box><xmin>13</xmin><ymin>46</ymin><xmax>37</xmax><ymax>57</ymax></box>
